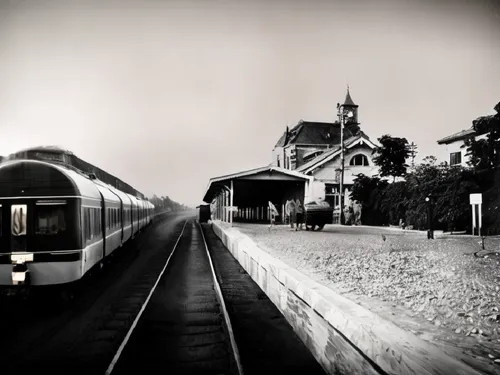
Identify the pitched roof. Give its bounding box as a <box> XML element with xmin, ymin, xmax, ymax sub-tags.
<box><xmin>275</xmin><ymin>120</ymin><xmax>361</xmax><ymax>148</ymax></box>
<box><xmin>274</xmin><ymin>131</ymin><xmax>288</xmax><ymax>148</ymax></box>
<box><xmin>436</xmin><ymin>128</ymin><xmax>476</xmax><ymax>144</ymax></box>
<box><xmin>295</xmin><ymin>146</ymin><xmax>341</xmax><ymax>173</ymax></box>
<box><xmin>303</xmin><ymin>149</ymin><xmax>326</xmax><ymax>160</ymax></box>
<box><xmin>295</xmin><ymin>133</ymin><xmax>377</xmax><ymax>174</ymax></box>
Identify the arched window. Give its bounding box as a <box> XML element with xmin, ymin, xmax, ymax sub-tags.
<box><xmin>350</xmin><ymin>154</ymin><xmax>369</xmax><ymax>166</ymax></box>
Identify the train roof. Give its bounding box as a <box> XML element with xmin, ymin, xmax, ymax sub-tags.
<box><xmin>100</xmin><ymin>181</ymin><xmax>134</xmax><ymax>206</ymax></box>
<box><xmin>93</xmin><ymin>179</ymin><xmax>121</xmax><ymax>204</ymax></box>
<box><xmin>0</xmin><ymin>159</ymin><xmax>102</xmax><ymax>200</ymax></box>
<box><xmin>6</xmin><ymin>146</ymin><xmax>145</xmax><ymax>199</ymax></box>
<box><xmin>126</xmin><ymin>193</ymin><xmax>140</xmax><ymax>207</ymax></box>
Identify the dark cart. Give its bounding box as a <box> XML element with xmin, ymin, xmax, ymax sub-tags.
<box><xmin>304</xmin><ymin>202</ymin><xmax>334</xmax><ymax>231</ymax></box>
<box><xmin>197</xmin><ymin>204</ymin><xmax>211</xmax><ymax>223</ymax></box>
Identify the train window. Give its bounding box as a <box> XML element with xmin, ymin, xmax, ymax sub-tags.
<box><xmin>11</xmin><ymin>205</ymin><xmax>27</xmax><ymax>236</ymax></box>
<box><xmin>107</xmin><ymin>208</ymin><xmax>110</xmax><ymax>229</ymax></box>
<box><xmin>96</xmin><ymin>209</ymin><xmax>100</xmax><ymax>235</ymax></box>
<box><xmin>0</xmin><ymin>204</ymin><xmax>2</xmax><ymax>237</ymax></box>
<box><xmin>35</xmin><ymin>203</ymin><xmax>67</xmax><ymax>235</ymax></box>
<box><xmin>84</xmin><ymin>208</ymin><xmax>90</xmax><ymax>241</ymax></box>
<box><xmin>94</xmin><ymin>209</ymin><xmax>98</xmax><ymax>235</ymax></box>
<box><xmin>95</xmin><ymin>209</ymin><xmax>98</xmax><ymax>234</ymax></box>
<box><xmin>90</xmin><ymin>209</ymin><xmax>94</xmax><ymax>238</ymax></box>
<box><xmin>96</xmin><ymin>208</ymin><xmax>101</xmax><ymax>235</ymax></box>
<box><xmin>90</xmin><ymin>209</ymin><xmax>94</xmax><ymax>240</ymax></box>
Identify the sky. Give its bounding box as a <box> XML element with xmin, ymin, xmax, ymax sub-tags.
<box><xmin>0</xmin><ymin>0</ymin><xmax>499</xmax><ymax>207</ymax></box>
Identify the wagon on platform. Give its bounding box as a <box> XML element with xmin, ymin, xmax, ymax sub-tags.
<box><xmin>303</xmin><ymin>201</ymin><xmax>334</xmax><ymax>231</ymax></box>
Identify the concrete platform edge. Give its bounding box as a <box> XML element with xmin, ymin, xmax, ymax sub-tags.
<box><xmin>211</xmin><ymin>220</ymin><xmax>482</xmax><ymax>375</ymax></box>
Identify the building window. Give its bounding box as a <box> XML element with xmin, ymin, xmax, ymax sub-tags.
<box><xmin>450</xmin><ymin>152</ymin><xmax>462</xmax><ymax>166</ymax></box>
<box><xmin>277</xmin><ymin>155</ymin><xmax>280</xmax><ymax>167</ymax></box>
<box><xmin>350</xmin><ymin>154</ymin><xmax>369</xmax><ymax>166</ymax></box>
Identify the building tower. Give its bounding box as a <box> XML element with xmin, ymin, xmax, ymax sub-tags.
<box><xmin>342</xmin><ymin>85</ymin><xmax>359</xmax><ymax>126</ymax></box>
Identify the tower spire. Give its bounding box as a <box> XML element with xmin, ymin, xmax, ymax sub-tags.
<box><xmin>340</xmin><ymin>85</ymin><xmax>359</xmax><ymax>126</ymax></box>
<box><xmin>343</xmin><ymin>85</ymin><xmax>356</xmax><ymax>106</ymax></box>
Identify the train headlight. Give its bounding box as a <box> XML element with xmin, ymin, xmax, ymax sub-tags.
<box><xmin>12</xmin><ymin>263</ymin><xmax>30</xmax><ymax>285</ymax></box>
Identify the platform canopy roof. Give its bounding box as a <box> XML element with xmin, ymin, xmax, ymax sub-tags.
<box><xmin>202</xmin><ymin>165</ymin><xmax>313</xmax><ymax>204</ymax></box>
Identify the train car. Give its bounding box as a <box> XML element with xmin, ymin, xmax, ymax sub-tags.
<box><xmin>0</xmin><ymin>159</ymin><xmax>103</xmax><ymax>285</ymax></box>
<box><xmin>139</xmin><ymin>199</ymin><xmax>145</xmax><ymax>229</ymax></box>
<box><xmin>147</xmin><ymin>201</ymin><xmax>153</xmax><ymax>224</ymax></box>
<box><xmin>145</xmin><ymin>201</ymin><xmax>150</xmax><ymax>224</ymax></box>
<box><xmin>105</xmin><ymin>184</ymin><xmax>133</xmax><ymax>245</ymax></box>
<box><xmin>0</xmin><ymin>158</ymin><xmax>155</xmax><ymax>287</ymax></box>
<box><xmin>93</xmin><ymin>179</ymin><xmax>122</xmax><ymax>257</ymax></box>
<box><xmin>127</xmin><ymin>194</ymin><xmax>140</xmax><ymax>238</ymax></box>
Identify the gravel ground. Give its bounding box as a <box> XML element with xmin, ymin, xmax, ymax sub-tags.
<box><xmin>232</xmin><ymin>223</ymin><xmax>500</xmax><ymax>369</ymax></box>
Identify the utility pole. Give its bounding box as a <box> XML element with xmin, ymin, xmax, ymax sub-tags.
<box><xmin>337</xmin><ymin>103</ymin><xmax>354</xmax><ymax>225</ymax></box>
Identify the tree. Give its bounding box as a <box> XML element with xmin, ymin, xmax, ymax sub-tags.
<box><xmin>148</xmin><ymin>194</ymin><xmax>190</xmax><ymax>213</ymax></box>
<box><xmin>372</xmin><ymin>135</ymin><xmax>411</xmax><ymax>182</ymax></box>
<box><xmin>465</xmin><ymin>101</ymin><xmax>500</xmax><ymax>172</ymax></box>
<box><xmin>350</xmin><ymin>174</ymin><xmax>389</xmax><ymax>225</ymax></box>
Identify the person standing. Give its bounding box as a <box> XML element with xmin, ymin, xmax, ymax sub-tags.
<box><xmin>295</xmin><ymin>198</ymin><xmax>304</xmax><ymax>231</ymax></box>
<box><xmin>286</xmin><ymin>199</ymin><xmax>296</xmax><ymax>230</ymax></box>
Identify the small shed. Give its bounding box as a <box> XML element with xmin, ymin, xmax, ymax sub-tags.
<box><xmin>202</xmin><ymin>166</ymin><xmax>314</xmax><ymax>225</ymax></box>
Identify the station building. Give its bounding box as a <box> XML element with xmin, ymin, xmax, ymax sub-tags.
<box><xmin>202</xmin><ymin>88</ymin><xmax>380</xmax><ymax>224</ymax></box>
<box><xmin>271</xmin><ymin>88</ymin><xmax>379</xmax><ymax>208</ymax></box>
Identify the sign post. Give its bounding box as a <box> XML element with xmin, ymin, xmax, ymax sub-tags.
<box><xmin>469</xmin><ymin>193</ymin><xmax>482</xmax><ymax>236</ymax></box>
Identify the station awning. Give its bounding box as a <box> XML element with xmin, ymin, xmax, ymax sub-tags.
<box><xmin>202</xmin><ymin>165</ymin><xmax>313</xmax><ymax>204</ymax></box>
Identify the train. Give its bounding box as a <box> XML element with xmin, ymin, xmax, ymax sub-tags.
<box><xmin>0</xmin><ymin>158</ymin><xmax>155</xmax><ymax>288</ymax></box>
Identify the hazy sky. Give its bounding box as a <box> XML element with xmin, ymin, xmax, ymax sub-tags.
<box><xmin>0</xmin><ymin>0</ymin><xmax>499</xmax><ymax>207</ymax></box>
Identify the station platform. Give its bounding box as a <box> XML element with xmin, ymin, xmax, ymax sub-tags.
<box><xmin>210</xmin><ymin>220</ymin><xmax>500</xmax><ymax>375</ymax></box>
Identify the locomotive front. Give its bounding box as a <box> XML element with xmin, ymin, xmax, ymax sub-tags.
<box><xmin>0</xmin><ymin>159</ymin><xmax>99</xmax><ymax>287</ymax></box>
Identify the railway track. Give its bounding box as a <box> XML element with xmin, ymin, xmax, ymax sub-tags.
<box><xmin>0</xmin><ymin>212</ymin><xmax>191</xmax><ymax>375</ymax></box>
<box><xmin>106</xmin><ymin>219</ymin><xmax>326</xmax><ymax>375</ymax></box>
<box><xmin>1</xmin><ymin>216</ymin><xmax>326</xmax><ymax>375</ymax></box>
<box><xmin>107</xmin><ymin>220</ymin><xmax>242</xmax><ymax>375</ymax></box>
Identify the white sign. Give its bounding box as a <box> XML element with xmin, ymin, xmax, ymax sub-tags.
<box><xmin>470</xmin><ymin>193</ymin><xmax>482</xmax><ymax>205</ymax></box>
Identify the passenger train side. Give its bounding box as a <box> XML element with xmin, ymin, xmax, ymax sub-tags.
<box><xmin>0</xmin><ymin>159</ymin><xmax>155</xmax><ymax>286</ymax></box>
